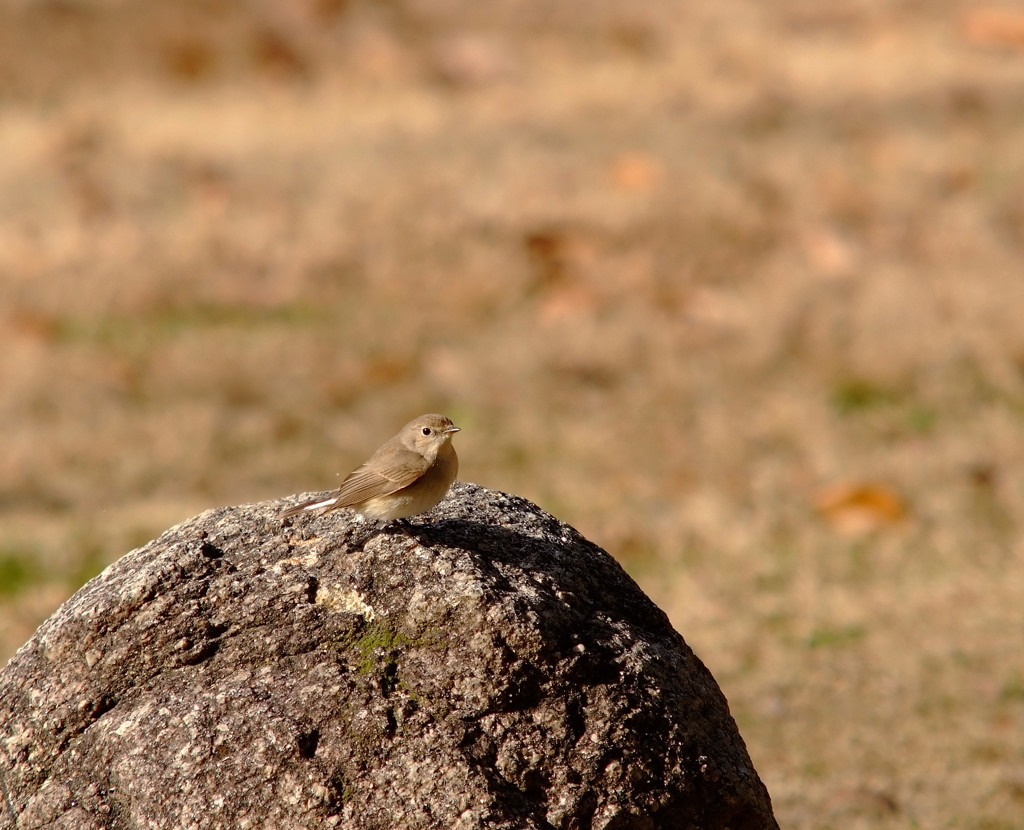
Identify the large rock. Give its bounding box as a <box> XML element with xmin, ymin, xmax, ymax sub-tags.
<box><xmin>0</xmin><ymin>482</ymin><xmax>778</xmax><ymax>830</ymax></box>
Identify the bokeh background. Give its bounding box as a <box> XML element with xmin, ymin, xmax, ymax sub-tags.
<box><xmin>3</xmin><ymin>0</ymin><xmax>1024</xmax><ymax>826</ymax></box>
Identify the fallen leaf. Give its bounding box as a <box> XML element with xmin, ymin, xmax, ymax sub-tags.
<box><xmin>959</xmin><ymin>7</ymin><xmax>1024</xmax><ymax>49</ymax></box>
<box><xmin>538</xmin><ymin>284</ymin><xmax>599</xmax><ymax>324</ymax></box>
<box><xmin>162</xmin><ymin>37</ymin><xmax>217</xmax><ymax>82</ymax></box>
<box><xmin>251</xmin><ymin>27</ymin><xmax>310</xmax><ymax>80</ymax></box>
<box><xmin>800</xmin><ymin>225</ymin><xmax>858</xmax><ymax>279</ymax></box>
<box><xmin>523</xmin><ymin>227</ymin><xmax>596</xmax><ymax>286</ymax></box>
<box><xmin>815</xmin><ymin>482</ymin><xmax>908</xmax><ymax>534</ymax></box>
<box><xmin>608</xmin><ymin>153</ymin><xmax>664</xmax><ymax>193</ymax></box>
<box><xmin>429</xmin><ymin>34</ymin><xmax>516</xmax><ymax>87</ymax></box>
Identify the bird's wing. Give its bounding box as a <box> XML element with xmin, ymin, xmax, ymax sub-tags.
<box><xmin>330</xmin><ymin>445</ymin><xmax>430</xmax><ymax>507</ymax></box>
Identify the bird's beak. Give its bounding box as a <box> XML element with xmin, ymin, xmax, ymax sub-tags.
<box><xmin>445</xmin><ymin>426</ymin><xmax>460</xmax><ymax>435</ymax></box>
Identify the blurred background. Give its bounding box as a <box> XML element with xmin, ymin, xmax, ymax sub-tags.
<box><xmin>2</xmin><ymin>0</ymin><xmax>1024</xmax><ymax>826</ymax></box>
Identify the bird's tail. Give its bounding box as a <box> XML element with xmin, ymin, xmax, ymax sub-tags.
<box><xmin>281</xmin><ymin>495</ymin><xmax>339</xmax><ymax>518</ymax></box>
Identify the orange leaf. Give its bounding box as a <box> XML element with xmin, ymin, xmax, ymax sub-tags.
<box><xmin>815</xmin><ymin>482</ymin><xmax>908</xmax><ymax>534</ymax></box>
<box><xmin>608</xmin><ymin>153</ymin><xmax>664</xmax><ymax>193</ymax></box>
<box><xmin>959</xmin><ymin>7</ymin><xmax>1024</xmax><ymax>49</ymax></box>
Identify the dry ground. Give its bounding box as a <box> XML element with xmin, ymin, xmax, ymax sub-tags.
<box><xmin>2</xmin><ymin>1</ymin><xmax>1024</xmax><ymax>827</ymax></box>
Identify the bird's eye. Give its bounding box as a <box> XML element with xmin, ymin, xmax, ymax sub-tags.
<box><xmin>422</xmin><ymin>427</ymin><xmax>432</xmax><ymax>436</ymax></box>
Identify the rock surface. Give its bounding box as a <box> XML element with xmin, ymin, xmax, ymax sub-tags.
<box><xmin>0</xmin><ymin>482</ymin><xmax>778</xmax><ymax>830</ymax></box>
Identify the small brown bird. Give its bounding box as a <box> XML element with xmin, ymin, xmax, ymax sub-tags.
<box><xmin>282</xmin><ymin>413</ymin><xmax>460</xmax><ymax>522</ymax></box>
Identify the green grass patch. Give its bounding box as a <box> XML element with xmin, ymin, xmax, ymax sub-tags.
<box><xmin>831</xmin><ymin>377</ymin><xmax>898</xmax><ymax>414</ymax></box>
<box><xmin>905</xmin><ymin>405</ymin><xmax>937</xmax><ymax>434</ymax></box>
<box><xmin>0</xmin><ymin>549</ymin><xmax>45</xmax><ymax>597</ymax></box>
<box><xmin>806</xmin><ymin>624</ymin><xmax>866</xmax><ymax>649</ymax></box>
<box><xmin>999</xmin><ymin>673</ymin><xmax>1024</xmax><ymax>703</ymax></box>
<box><xmin>53</xmin><ymin>302</ymin><xmax>330</xmax><ymax>349</ymax></box>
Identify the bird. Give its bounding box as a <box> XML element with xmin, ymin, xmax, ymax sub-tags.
<box><xmin>282</xmin><ymin>413</ymin><xmax>460</xmax><ymax>523</ymax></box>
